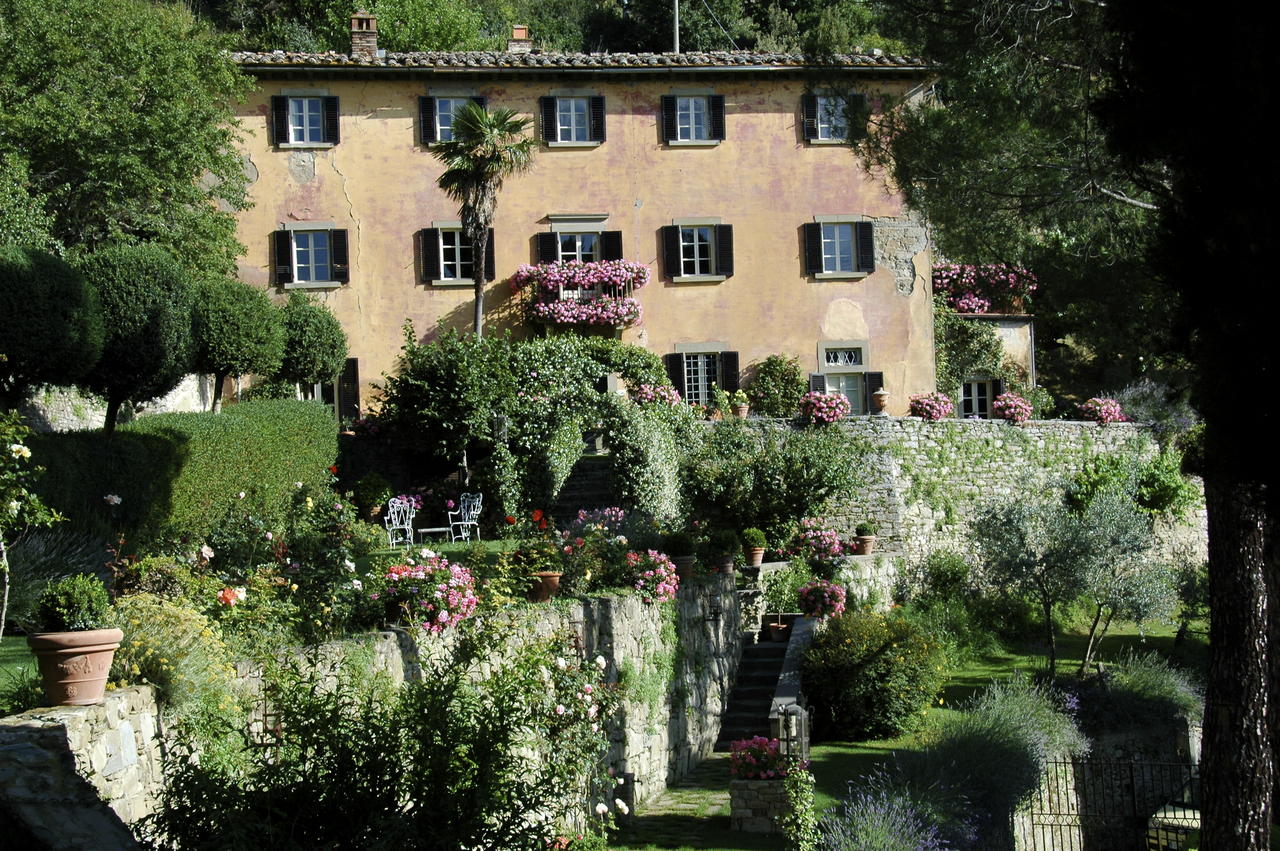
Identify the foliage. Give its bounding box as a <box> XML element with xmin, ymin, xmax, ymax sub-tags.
<box><xmin>931</xmin><ymin>297</ymin><xmax>1012</xmax><ymax>402</ymax></box>
<box><xmin>510</xmin><ymin>260</ymin><xmax>649</xmax><ymax>328</ymax></box>
<box><xmin>76</xmin><ymin>244</ymin><xmax>195</xmax><ymax>433</ymax></box>
<box><xmin>908</xmin><ymin>391</ymin><xmax>954</xmax><ymax>421</ymax></box>
<box><xmin>109</xmin><ymin>593</ymin><xmax>241</xmax><ymax>717</ymax></box>
<box><xmin>798</xmin><ymin>579</ymin><xmax>846</xmax><ymax>619</ymax></box>
<box><xmin>1108</xmin><ymin>378</ymin><xmax>1199</xmax><ymax>446</ymax></box>
<box><xmin>622</xmin><ymin>0</ymin><xmax>756</xmax><ymax>52</ymax></box>
<box><xmin>802</xmin><ymin>608</ymin><xmax>946</xmax><ymax>740</ymax></box>
<box><xmin>631</xmin><ymin>384</ymin><xmax>683</xmax><ymax>406</ymax></box>
<box><xmin>3</xmin><ymin>529</ymin><xmax>106</xmax><ymax>633</ymax></box>
<box><xmin>0</xmin><ymin>662</ymin><xmax>41</xmax><ymax>715</ymax></box>
<box><xmin>779</xmin><ymin>767</ymin><xmax>820</xmax><ymax>851</ymax></box>
<box><xmin>0</xmin><ymin>246</ymin><xmax>103</xmax><ymax>410</ymax></box>
<box><xmin>728</xmin><ymin>735</ymin><xmax>796</xmax><ymax>779</ymax></box>
<box><xmin>1099</xmin><ymin>649</ymin><xmax>1203</xmax><ymax>725</ymax></box>
<box><xmin>0</xmin><ymin>0</ymin><xmax>251</xmax><ymax>277</ymax></box>
<box><xmin>746</xmin><ymin>354</ymin><xmax>806</xmax><ymax>418</ymax></box>
<box><xmin>352</xmin><ymin>472</ymin><xmax>395</xmax><ymax>518</ymax></box>
<box><xmin>992</xmin><ymin>392</ymin><xmax>1032</xmax><ymax>425</ymax></box>
<box><xmin>29</xmin><ymin>400</ymin><xmax>337</xmax><ymax>552</ymax></box>
<box><xmin>932</xmin><ymin>262</ymin><xmax>1037</xmax><ymax>314</ymax></box>
<box><xmin>144</xmin><ymin>629</ymin><xmax>618</xmax><ymax>850</ymax></box>
<box><xmin>192</xmin><ymin>277</ymin><xmax>285</xmax><ymax>411</ymax></box>
<box><xmin>788</xmin><ymin>517</ymin><xmax>846</xmax><ymax>576</ymax></box>
<box><xmin>377</xmin><ymin>552</ymin><xmax>479</xmax><ymax>632</ymax></box>
<box><xmin>1066</xmin><ymin>450</ymin><xmax>1199</xmax><ymax>519</ymax></box>
<box><xmin>1077</xmin><ymin>397</ymin><xmax>1127</xmax><ymax>424</ymax></box>
<box><xmin>680</xmin><ymin>420</ymin><xmax>865</xmax><ymax>544</ymax></box>
<box><xmin>762</xmin><ymin>561</ymin><xmax>812</xmax><ymax>615</ymax></box>
<box><xmin>275</xmin><ymin>292</ymin><xmax>349</xmax><ymax>386</ymax></box>
<box><xmin>0</xmin><ymin>153</ymin><xmax>56</xmax><ymax>250</ymax></box>
<box><xmin>33</xmin><ymin>574</ymin><xmax>110</xmax><ymax>631</ymax></box>
<box><xmin>800</xmin><ymin>391</ymin><xmax>850</xmax><ymax>424</ymax></box>
<box><xmin>817</xmin><ymin>777</ymin><xmax>950</xmax><ymax>851</ymax></box>
<box><xmin>740</xmin><ymin>527</ymin><xmax>767</xmax><ymax>549</ymax></box>
<box><xmin>577</xmin><ymin>337</ymin><xmax>669</xmax><ymax>388</ymax></box>
<box><xmin>434</xmin><ymin>102</ymin><xmax>535</xmax><ymax>336</ymax></box>
<box><xmin>601</xmin><ymin>394</ymin><xmax>692</xmax><ymax>522</ymax></box>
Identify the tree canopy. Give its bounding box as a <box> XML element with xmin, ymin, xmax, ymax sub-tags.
<box><xmin>277</xmin><ymin>292</ymin><xmax>349</xmax><ymax>386</ymax></box>
<box><xmin>192</xmin><ymin>278</ymin><xmax>286</xmax><ymax>412</ymax></box>
<box><xmin>0</xmin><ymin>0</ymin><xmax>251</xmax><ymax>277</ymax></box>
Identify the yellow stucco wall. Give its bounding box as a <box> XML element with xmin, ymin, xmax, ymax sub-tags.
<box><xmin>232</xmin><ymin>71</ymin><xmax>935</xmax><ymax>414</ymax></box>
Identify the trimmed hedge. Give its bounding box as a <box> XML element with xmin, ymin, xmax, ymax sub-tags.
<box><xmin>29</xmin><ymin>400</ymin><xmax>337</xmax><ymax>552</ymax></box>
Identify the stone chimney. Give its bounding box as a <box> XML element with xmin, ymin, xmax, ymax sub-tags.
<box><xmin>507</xmin><ymin>25</ymin><xmax>532</xmax><ymax>53</ymax></box>
<box><xmin>351</xmin><ymin>10</ymin><xmax>378</xmax><ymax>58</ymax></box>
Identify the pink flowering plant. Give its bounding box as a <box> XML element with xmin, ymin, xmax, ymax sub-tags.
<box><xmin>558</xmin><ymin>507</ymin><xmax>632</xmax><ymax>592</ymax></box>
<box><xmin>798</xmin><ymin>579</ymin><xmax>847</xmax><ymax>619</ymax></box>
<box><xmin>932</xmin><ymin>263</ymin><xmax>1038</xmax><ymax>314</ymax></box>
<box><xmin>510</xmin><ymin>260</ymin><xmax>650</xmax><ymax>328</ymax></box>
<box><xmin>729</xmin><ymin>735</ymin><xmax>803</xmax><ymax>779</ymax></box>
<box><xmin>628</xmin><ymin>549</ymin><xmax>680</xmax><ymax>603</ymax></box>
<box><xmin>909</xmin><ymin>392</ymin><xmax>955</xmax><ymax>421</ymax></box>
<box><xmin>1077</xmin><ymin>397</ymin><xmax>1127</xmax><ymax>424</ymax></box>
<box><xmin>376</xmin><ymin>551</ymin><xmax>479</xmax><ymax>632</ymax></box>
<box><xmin>800</xmin><ymin>390</ymin><xmax>851</xmax><ymax>424</ymax></box>
<box><xmin>789</xmin><ymin>518</ymin><xmax>846</xmax><ymax>570</ymax></box>
<box><xmin>631</xmin><ymin>384</ymin><xmax>683</xmax><ymax>406</ymax></box>
<box><xmin>992</xmin><ymin>392</ymin><xmax>1034</xmax><ymax>425</ymax></box>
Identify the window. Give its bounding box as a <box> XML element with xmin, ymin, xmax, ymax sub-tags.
<box><xmin>419</xmin><ymin>95</ymin><xmax>486</xmax><ymax>143</ymax></box>
<box><xmin>827</xmin><ymin>373</ymin><xmax>866</xmax><ymax>413</ymax></box>
<box><xmin>660</xmin><ymin>95</ymin><xmax>726</xmax><ymax>143</ymax></box>
<box><xmin>271</xmin><ymin>95</ymin><xmax>339</xmax><ymax>146</ymax></box>
<box><xmin>534</xmin><ymin>223</ymin><xmax>623</xmax><ymax>267</ymax></box>
<box><xmin>661</xmin><ymin>222</ymin><xmax>734</xmax><ymax>280</ymax></box>
<box><xmin>273</xmin><ymin>226</ymin><xmax>349</xmax><ymax>287</ymax></box>
<box><xmin>419</xmin><ymin>226</ymin><xmax>495</xmax><ymax>285</ymax></box>
<box><xmin>961</xmin><ymin>379</ymin><xmax>1003</xmax><ymax>419</ymax></box>
<box><xmin>802</xmin><ymin>92</ymin><xmax>866</xmax><ymax>142</ymax></box>
<box><xmin>539</xmin><ymin>96</ymin><xmax>606</xmax><ymax>144</ymax></box>
<box><xmin>811</xmin><ymin>343</ymin><xmax>881</xmax><ymax>416</ymax></box>
<box><xmin>664</xmin><ymin>350</ymin><xmax>740</xmax><ymax>407</ymax></box>
<box><xmin>558</xmin><ymin>232</ymin><xmax>598</xmax><ymax>263</ymax></box>
<box><xmin>803</xmin><ymin>219</ymin><xmax>875</xmax><ymax>277</ymax></box>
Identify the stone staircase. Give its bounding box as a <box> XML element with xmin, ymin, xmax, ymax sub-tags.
<box><xmin>551</xmin><ymin>453</ymin><xmax>618</xmax><ymax>520</ymax></box>
<box><xmin>714</xmin><ymin>614</ymin><xmax>799</xmax><ymax>750</ymax></box>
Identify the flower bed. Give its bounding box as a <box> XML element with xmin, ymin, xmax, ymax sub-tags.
<box><xmin>377</xmin><ymin>551</ymin><xmax>478</xmax><ymax>633</ymax></box>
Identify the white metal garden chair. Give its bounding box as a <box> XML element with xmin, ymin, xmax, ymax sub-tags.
<box><xmin>448</xmin><ymin>492</ymin><xmax>482</xmax><ymax>541</ymax></box>
<box><xmin>384</xmin><ymin>496</ymin><xmax>416</xmax><ymax>547</ymax></box>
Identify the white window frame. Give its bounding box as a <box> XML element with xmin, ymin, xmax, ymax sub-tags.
<box><xmin>558</xmin><ymin>232</ymin><xmax>599</xmax><ymax>264</ymax></box>
<box><xmin>818</xmin><ymin>340</ymin><xmax>869</xmax><ymax>415</ymax></box>
<box><xmin>679</xmin><ymin>226</ymin><xmax>714</xmax><ymax>276</ymax></box>
<box><xmin>435</xmin><ymin>97</ymin><xmax>467</xmax><ymax>143</ymax></box>
<box><xmin>439</xmin><ymin>229</ymin><xmax>474</xmax><ymax>282</ymax></box>
<box><xmin>288</xmin><ymin>96</ymin><xmax>325</xmax><ymax>145</ymax></box>
<box><xmin>961</xmin><ymin>378</ymin><xmax>995</xmax><ymax>419</ymax></box>
<box><xmin>821</xmin><ymin>223</ymin><xmax>855</xmax><ymax>273</ymax></box>
<box><xmin>682</xmin><ymin>352</ymin><xmax>721</xmax><ymax>407</ymax></box>
<box><xmin>812</xmin><ymin>215</ymin><xmax>872</xmax><ymax>280</ymax></box>
<box><xmin>676</xmin><ymin>96</ymin><xmax>709</xmax><ymax>141</ymax></box>
<box><xmin>281</xmin><ymin>220</ymin><xmax>340</xmax><ymax>289</ymax></box>
<box><xmin>815</xmin><ymin>95</ymin><xmax>848</xmax><ymax>141</ymax></box>
<box><xmin>556</xmin><ymin>96</ymin><xmax>590</xmax><ymax>143</ymax></box>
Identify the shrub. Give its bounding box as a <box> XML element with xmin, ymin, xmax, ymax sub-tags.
<box><xmin>802</xmin><ymin>608</ymin><xmax>947</xmax><ymax>740</ymax></box>
<box><xmin>1077</xmin><ymin>397</ymin><xmax>1126</xmax><ymax>424</ymax></box>
<box><xmin>1096</xmin><ymin>650</ymin><xmax>1203</xmax><ymax>726</ymax></box>
<box><xmin>992</xmin><ymin>391</ymin><xmax>1033</xmax><ymax>424</ymax></box>
<box><xmin>908</xmin><ymin>392</ymin><xmax>954</xmax><ymax>421</ymax></box>
<box><xmin>275</xmin><ymin>291</ymin><xmax>348</xmax><ymax>385</ymax></box>
<box><xmin>378</xmin><ymin>553</ymin><xmax>478</xmax><ymax>633</ymax></box>
<box><xmin>1135</xmin><ymin>449</ymin><xmax>1200</xmax><ymax>518</ymax></box>
<box><xmin>191</xmin><ymin>277</ymin><xmax>284</xmax><ymax>412</ymax></box>
<box><xmin>0</xmin><ymin>663</ymin><xmax>42</xmax><ymax>715</ymax></box>
<box><xmin>34</xmin><ymin>574</ymin><xmax>110</xmax><ymax>631</ymax></box>
<box><xmin>818</xmin><ymin>778</ymin><xmax>951</xmax><ymax>851</ymax></box>
<box><xmin>800</xmin><ymin>390</ymin><xmax>850</xmax><ymax>424</ymax></box>
<box><xmin>352</xmin><ymin>472</ymin><xmax>395</xmax><ymax>518</ymax></box>
<box><xmin>29</xmin><ymin>399</ymin><xmax>337</xmax><ymax>551</ymax></box>
<box><xmin>746</xmin><ymin>354</ymin><xmax>806</xmax><ymax>418</ymax></box>
<box><xmin>741</xmin><ymin>527</ymin><xmax>767</xmax><ymax>548</ymax></box>
<box><xmin>798</xmin><ymin>579</ymin><xmax>846</xmax><ymax>618</ymax></box>
<box><xmin>628</xmin><ymin>550</ymin><xmax>679</xmax><ymax>603</ymax></box>
<box><xmin>789</xmin><ymin>517</ymin><xmax>846</xmax><ymax>574</ymax></box>
<box><xmin>763</xmin><ymin>560</ymin><xmax>812</xmax><ymax>615</ymax></box>
<box><xmin>1109</xmin><ymin>378</ymin><xmax>1199</xmax><ymax>445</ymax></box>
<box><xmin>2</xmin><ymin>528</ymin><xmax>107</xmax><ymax>633</ymax></box>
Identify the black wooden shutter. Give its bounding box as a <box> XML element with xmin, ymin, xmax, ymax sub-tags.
<box><xmin>330</xmin><ymin>229</ymin><xmax>349</xmax><ymax>282</ymax></box>
<box><xmin>271</xmin><ymin>96</ymin><xmax>290</xmax><ymax>145</ymax></box>
<box><xmin>992</xmin><ymin>378</ymin><xmax>1005</xmax><ymax>399</ymax></box>
<box><xmin>808</xmin><ymin>373</ymin><xmax>828</xmax><ymax>393</ymax></box>
<box><xmin>664</xmin><ymin>353</ymin><xmax>686</xmax><ymax>398</ymax></box>
<box><xmin>709</xmin><ymin>95</ymin><xmax>726</xmax><ymax>140</ymax></box>
<box><xmin>660</xmin><ymin>96</ymin><xmax>678</xmax><ymax>142</ymax></box>
<box><xmin>421</xmin><ymin>229</ymin><xmax>441</xmax><ymax>280</ymax></box>
<box><xmin>322</xmin><ymin>96</ymin><xmax>340</xmax><ymax>144</ymax></box>
<box><xmin>484</xmin><ymin>228</ymin><xmax>496</xmax><ymax>281</ymax></box>
<box><xmin>471</xmin><ymin>95</ymin><xmax>486</xmax><ymax>108</ymax></box>
<box><xmin>419</xmin><ymin>96</ymin><xmax>436</xmax><ymax>143</ymax></box>
<box><xmin>539</xmin><ymin>97</ymin><xmax>557</xmax><ymax>142</ymax></box>
<box><xmin>336</xmin><ymin>358</ymin><xmax>360</xmax><ymax>422</ymax></box>
<box><xmin>535</xmin><ymin>232</ymin><xmax>559</xmax><ymax>263</ymax></box>
<box><xmin>803</xmin><ymin>223</ymin><xmax>823</xmax><ymax>275</ymax></box>
<box><xmin>600</xmin><ymin>231</ymin><xmax>623</xmax><ymax>261</ymax></box>
<box><xmin>720</xmin><ymin>351</ymin><xmax>740</xmax><ymax>392</ymax></box>
<box><xmin>863</xmin><ymin>372</ymin><xmax>884</xmax><ymax>413</ymax></box>
<box><xmin>801</xmin><ymin>94</ymin><xmax>818</xmax><ymax>140</ymax></box>
<box><xmin>855</xmin><ymin>222</ymin><xmax>875</xmax><ymax>273</ymax></box>
<box><xmin>660</xmin><ymin>226</ymin><xmax>681</xmax><ymax>278</ymax></box>
<box><xmin>273</xmin><ymin>230</ymin><xmax>294</xmax><ymax>284</ymax></box>
<box><xmin>714</xmin><ymin>224</ymin><xmax>734</xmax><ymax>277</ymax></box>
<box><xmin>590</xmin><ymin>96</ymin><xmax>606</xmax><ymax>142</ymax></box>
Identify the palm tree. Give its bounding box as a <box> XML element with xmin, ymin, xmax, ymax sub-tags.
<box><xmin>434</xmin><ymin>102</ymin><xmax>535</xmax><ymax>338</ymax></box>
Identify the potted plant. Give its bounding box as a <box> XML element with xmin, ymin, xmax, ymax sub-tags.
<box><xmin>761</xmin><ymin>564</ymin><xmax>804</xmax><ymax>642</ymax></box>
<box><xmin>663</xmin><ymin>530</ymin><xmax>697</xmax><ymax>578</ymax></box>
<box><xmin>730</xmin><ymin>389</ymin><xmax>750</xmax><ymax>418</ymax></box>
<box><xmin>741</xmin><ymin>527</ymin><xmax>767</xmax><ymax>567</ymax></box>
<box><xmin>854</xmin><ymin>521</ymin><xmax>878</xmax><ymax>555</ymax></box>
<box><xmin>26</xmin><ymin>575</ymin><xmax>121</xmax><ymax>706</ymax></box>
<box><xmin>708</xmin><ymin>529</ymin><xmax>739</xmax><ymax>573</ymax></box>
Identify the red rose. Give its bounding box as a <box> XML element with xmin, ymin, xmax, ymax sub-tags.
<box><xmin>531</xmin><ymin>508</ymin><xmax>544</xmax><ymax>522</ymax></box>
<box><xmin>328</xmin><ymin>465</ymin><xmax>338</xmax><ymax>474</ymax></box>
<box><xmin>505</xmin><ymin>515</ymin><xmax>517</xmax><ymax>525</ymax></box>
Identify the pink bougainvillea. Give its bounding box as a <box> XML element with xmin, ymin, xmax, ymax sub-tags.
<box><xmin>932</xmin><ymin>263</ymin><xmax>1038</xmax><ymax>314</ymax></box>
<box><xmin>631</xmin><ymin>384</ymin><xmax>683</xmax><ymax>406</ymax></box>
<box><xmin>1077</xmin><ymin>397</ymin><xmax>1127</xmax><ymax>425</ymax></box>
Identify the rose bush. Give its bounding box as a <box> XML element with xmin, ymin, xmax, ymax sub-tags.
<box><xmin>992</xmin><ymin>392</ymin><xmax>1033</xmax><ymax>425</ymax></box>
<box><xmin>800</xmin><ymin>391</ymin><xmax>851</xmax><ymax>424</ymax></box>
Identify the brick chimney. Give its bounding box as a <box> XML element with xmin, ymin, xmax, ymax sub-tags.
<box><xmin>351</xmin><ymin>10</ymin><xmax>378</xmax><ymax>58</ymax></box>
<box><xmin>507</xmin><ymin>25</ymin><xmax>532</xmax><ymax>53</ymax></box>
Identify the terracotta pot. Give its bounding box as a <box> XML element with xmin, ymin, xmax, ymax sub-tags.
<box><xmin>716</xmin><ymin>555</ymin><xmax>736</xmax><ymax>574</ymax></box>
<box><xmin>733</xmin><ymin>404</ymin><xmax>750</xmax><ymax>418</ymax></box>
<box><xmin>745</xmin><ymin>546</ymin><xmax>765</xmax><ymax>567</ymax></box>
<box><xmin>767</xmin><ymin>622</ymin><xmax>790</xmax><ymax>643</ymax></box>
<box><xmin>528</xmin><ymin>571</ymin><xmax>563</xmax><ymax>602</ymax></box>
<box><xmin>671</xmin><ymin>555</ymin><xmax>697</xmax><ymax>579</ymax></box>
<box><xmin>856</xmin><ymin>535</ymin><xmax>877</xmax><ymax>555</ymax></box>
<box><xmin>27</xmin><ymin>628</ymin><xmax>123</xmax><ymax>706</ymax></box>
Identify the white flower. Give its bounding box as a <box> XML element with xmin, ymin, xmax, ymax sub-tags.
<box><xmin>233</xmin><ymin>587</ymin><xmax>247</xmax><ymax>602</ymax></box>
<box><xmin>294</xmin><ymin>481</ymin><xmax>304</xmax><ymax>488</ymax></box>
<box><xmin>343</xmin><ymin>559</ymin><xmax>356</xmax><ymax>573</ymax></box>
<box><xmin>9</xmin><ymin>443</ymin><xmax>31</xmax><ymax>460</ymax></box>
<box><xmin>103</xmin><ymin>493</ymin><xmax>122</xmax><ymax>506</ymax></box>
<box><xmin>595</xmin><ymin>655</ymin><xmax>607</xmax><ymax>671</ymax></box>
<box><xmin>200</xmin><ymin>544</ymin><xmax>215</xmax><ymax>560</ymax></box>
<box><xmin>350</xmin><ymin>579</ymin><xmax>363</xmax><ymax>591</ymax></box>
<box><xmin>614</xmin><ymin>799</ymin><xmax>629</xmax><ymax>816</ymax></box>
<box><xmin>7</xmin><ymin>500</ymin><xmax>20</xmax><ymax>515</ymax></box>
<box><xmin>237</xmin><ymin>491</ymin><xmax>245</xmax><ymax>499</ymax></box>
<box><xmin>616</xmin><ymin>776</ymin><xmax>626</xmax><ymax>786</ymax></box>
<box><xmin>419</xmin><ymin>548</ymin><xmax>436</xmax><ymax>559</ymax></box>
<box><xmin>595</xmin><ymin>803</ymin><xmax>608</xmax><ymax>816</ymax></box>
<box><xmin>555</xmin><ymin>657</ymin><xmax>567</xmax><ymax>670</ymax></box>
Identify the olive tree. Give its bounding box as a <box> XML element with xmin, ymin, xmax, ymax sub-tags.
<box><xmin>192</xmin><ymin>278</ymin><xmax>285</xmax><ymax>412</ymax></box>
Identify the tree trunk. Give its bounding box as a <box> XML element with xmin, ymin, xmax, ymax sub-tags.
<box><xmin>103</xmin><ymin>394</ymin><xmax>123</xmax><ymax>436</ymax></box>
<box><xmin>211</xmin><ymin>371</ymin><xmax>227</xmax><ymax>413</ymax></box>
<box><xmin>472</xmin><ymin>229</ymin><xmax>487</xmax><ymax>339</ymax></box>
<box><xmin>1079</xmin><ymin>604</ymin><xmax>1104</xmax><ymax>675</ymax></box>
<box><xmin>1</xmin><ymin>539</ymin><xmax>10</xmax><ymax>645</ymax></box>
<box><xmin>1200</xmin><ymin>474</ymin><xmax>1273</xmax><ymax>850</ymax></box>
<box><xmin>1043</xmin><ymin>598</ymin><xmax>1056</xmax><ymax>676</ymax></box>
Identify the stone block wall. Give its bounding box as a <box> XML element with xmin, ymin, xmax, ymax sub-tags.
<box><xmin>0</xmin><ymin>686</ymin><xmax>162</xmax><ymax>850</ymax></box>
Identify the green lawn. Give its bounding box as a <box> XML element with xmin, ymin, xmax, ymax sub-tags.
<box><xmin>1</xmin><ymin>634</ymin><xmax>34</xmax><ymax>678</ymax></box>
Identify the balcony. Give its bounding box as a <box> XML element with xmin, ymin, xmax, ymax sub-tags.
<box><xmin>510</xmin><ymin>259</ymin><xmax>649</xmax><ymax>329</ymax></box>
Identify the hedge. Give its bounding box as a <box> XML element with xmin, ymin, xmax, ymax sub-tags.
<box><xmin>29</xmin><ymin>399</ymin><xmax>337</xmax><ymax>552</ymax></box>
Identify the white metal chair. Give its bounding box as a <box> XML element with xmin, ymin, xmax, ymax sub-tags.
<box><xmin>448</xmin><ymin>492</ymin><xmax>482</xmax><ymax>541</ymax></box>
<box><xmin>384</xmin><ymin>497</ymin><xmax>416</xmax><ymax>547</ymax></box>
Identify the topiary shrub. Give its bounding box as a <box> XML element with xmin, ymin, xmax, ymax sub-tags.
<box><xmin>746</xmin><ymin>354</ymin><xmax>806</xmax><ymax>418</ymax></box>
<box><xmin>802</xmin><ymin>608</ymin><xmax>948</xmax><ymax>740</ymax></box>
<box><xmin>191</xmin><ymin>277</ymin><xmax>284</xmax><ymax>412</ymax></box>
<box><xmin>34</xmin><ymin>574</ymin><xmax>111</xmax><ymax>631</ymax></box>
<box><xmin>275</xmin><ymin>291</ymin><xmax>348</xmax><ymax>386</ymax></box>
